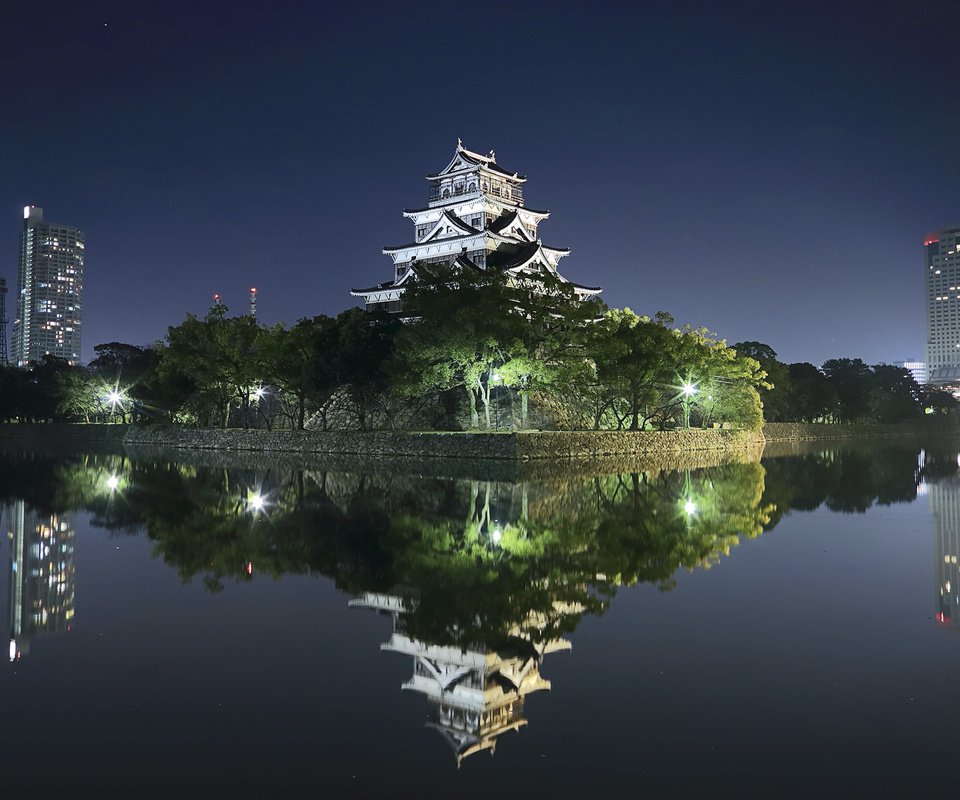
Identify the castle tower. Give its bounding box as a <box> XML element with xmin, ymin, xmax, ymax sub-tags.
<box><xmin>351</xmin><ymin>141</ymin><xmax>601</xmax><ymax>312</ymax></box>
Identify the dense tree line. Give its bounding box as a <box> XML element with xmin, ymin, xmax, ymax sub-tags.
<box><xmin>1</xmin><ymin>268</ymin><xmax>953</xmax><ymax>429</ymax></box>
<box><xmin>732</xmin><ymin>342</ymin><xmax>957</xmax><ymax>424</ymax></box>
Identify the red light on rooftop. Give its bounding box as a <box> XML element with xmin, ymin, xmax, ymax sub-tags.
<box><xmin>925</xmin><ymin>235</ymin><xmax>940</xmax><ymax>246</ymax></box>
<box><xmin>250</xmin><ymin>287</ymin><xmax>257</xmax><ymax>293</ymax></box>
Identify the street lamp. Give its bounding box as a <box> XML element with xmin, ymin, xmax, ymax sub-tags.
<box><xmin>681</xmin><ymin>381</ymin><xmax>698</xmax><ymax>428</ymax></box>
<box><xmin>102</xmin><ymin>386</ymin><xmax>127</xmax><ymax>423</ymax></box>
<box><xmin>491</xmin><ymin>371</ymin><xmax>501</xmax><ymax>430</ymax></box>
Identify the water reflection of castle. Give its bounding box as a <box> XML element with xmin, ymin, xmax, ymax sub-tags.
<box><xmin>5</xmin><ymin>500</ymin><xmax>76</xmax><ymax>661</ymax></box>
<box><xmin>351</xmin><ymin>592</ymin><xmax>572</xmax><ymax>765</ymax></box>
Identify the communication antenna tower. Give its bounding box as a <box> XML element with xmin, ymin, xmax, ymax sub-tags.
<box><xmin>249</xmin><ymin>287</ymin><xmax>257</xmax><ymax>320</ymax></box>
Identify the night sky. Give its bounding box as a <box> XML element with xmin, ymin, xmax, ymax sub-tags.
<box><xmin>2</xmin><ymin>0</ymin><xmax>958</xmax><ymax>366</ymax></box>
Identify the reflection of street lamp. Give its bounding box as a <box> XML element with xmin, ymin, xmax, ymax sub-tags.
<box><xmin>246</xmin><ymin>489</ymin><xmax>268</xmax><ymax>515</ymax></box>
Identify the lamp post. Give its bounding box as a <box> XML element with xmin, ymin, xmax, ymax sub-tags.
<box><xmin>681</xmin><ymin>381</ymin><xmax>698</xmax><ymax>428</ymax></box>
<box><xmin>103</xmin><ymin>387</ymin><xmax>126</xmax><ymax>424</ymax></box>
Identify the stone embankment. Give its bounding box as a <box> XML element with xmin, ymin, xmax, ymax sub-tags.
<box><xmin>120</xmin><ymin>426</ymin><xmax>764</xmax><ymax>461</ymax></box>
<box><xmin>761</xmin><ymin>421</ymin><xmax>943</xmax><ymax>441</ymax></box>
<box><xmin>1</xmin><ymin>420</ymin><xmax>953</xmax><ymax>466</ymax></box>
<box><xmin>0</xmin><ymin>422</ymin><xmax>129</xmax><ymax>445</ymax></box>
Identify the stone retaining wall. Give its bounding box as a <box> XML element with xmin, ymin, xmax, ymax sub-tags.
<box><xmin>2</xmin><ymin>421</ymin><xmax>950</xmax><ymax>462</ymax></box>
<box><xmin>761</xmin><ymin>422</ymin><xmax>933</xmax><ymax>441</ymax></box>
<box><xmin>0</xmin><ymin>422</ymin><xmax>129</xmax><ymax>444</ymax></box>
<box><xmin>119</xmin><ymin>425</ymin><xmax>764</xmax><ymax>461</ymax></box>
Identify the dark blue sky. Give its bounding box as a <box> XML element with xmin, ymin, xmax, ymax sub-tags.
<box><xmin>2</xmin><ymin>0</ymin><xmax>958</xmax><ymax>365</ymax></box>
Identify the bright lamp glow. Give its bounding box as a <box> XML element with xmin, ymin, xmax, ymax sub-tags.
<box><xmin>106</xmin><ymin>474</ymin><xmax>120</xmax><ymax>491</ymax></box>
<box><xmin>253</xmin><ymin>386</ymin><xmax>266</xmax><ymax>400</ymax></box>
<box><xmin>492</xmin><ymin>528</ymin><xmax>502</xmax><ymax>543</ymax></box>
<box><xmin>249</xmin><ymin>493</ymin><xmax>265</xmax><ymax>512</ymax></box>
<box><xmin>682</xmin><ymin>382</ymin><xmax>698</xmax><ymax>397</ymax></box>
<box><xmin>684</xmin><ymin>500</ymin><xmax>697</xmax><ymax>515</ymax></box>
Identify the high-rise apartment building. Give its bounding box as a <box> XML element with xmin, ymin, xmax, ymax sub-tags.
<box><xmin>925</xmin><ymin>225</ymin><xmax>960</xmax><ymax>385</ymax></box>
<box><xmin>12</xmin><ymin>206</ymin><xmax>84</xmax><ymax>366</ymax></box>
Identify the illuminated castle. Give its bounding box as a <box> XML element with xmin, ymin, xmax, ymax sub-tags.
<box><xmin>351</xmin><ymin>141</ymin><xmax>601</xmax><ymax>312</ymax></box>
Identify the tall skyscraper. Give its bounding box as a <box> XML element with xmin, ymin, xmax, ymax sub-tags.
<box><xmin>925</xmin><ymin>224</ymin><xmax>960</xmax><ymax>385</ymax></box>
<box><xmin>12</xmin><ymin>206</ymin><xmax>84</xmax><ymax>367</ymax></box>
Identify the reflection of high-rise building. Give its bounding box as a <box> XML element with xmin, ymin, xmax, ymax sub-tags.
<box><xmin>13</xmin><ymin>206</ymin><xmax>85</xmax><ymax>366</ymax></box>
<box><xmin>6</xmin><ymin>500</ymin><xmax>77</xmax><ymax>661</ymax></box>
<box><xmin>351</xmin><ymin>592</ymin><xmax>570</xmax><ymax>765</ymax></box>
<box><xmin>930</xmin><ymin>476</ymin><xmax>960</xmax><ymax>627</ymax></box>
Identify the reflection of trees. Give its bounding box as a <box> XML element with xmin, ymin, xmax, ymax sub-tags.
<box><xmin>10</xmin><ymin>442</ymin><xmax>955</xmax><ymax>762</ymax></box>
<box><xmin>8</xmin><ymin>453</ymin><xmax>773</xmax><ymax>646</ymax></box>
<box><xmin>761</xmin><ymin>443</ymin><xmax>928</xmax><ymax>527</ymax></box>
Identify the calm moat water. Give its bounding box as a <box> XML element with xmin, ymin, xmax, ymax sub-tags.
<box><xmin>1</xmin><ymin>439</ymin><xmax>959</xmax><ymax>797</ymax></box>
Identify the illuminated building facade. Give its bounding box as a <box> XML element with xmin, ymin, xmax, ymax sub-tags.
<box><xmin>351</xmin><ymin>141</ymin><xmax>601</xmax><ymax>312</ymax></box>
<box><xmin>6</xmin><ymin>500</ymin><xmax>77</xmax><ymax>661</ymax></box>
<box><xmin>351</xmin><ymin>592</ymin><xmax>570</xmax><ymax>765</ymax></box>
<box><xmin>903</xmin><ymin>361</ymin><xmax>927</xmax><ymax>385</ymax></box>
<box><xmin>925</xmin><ymin>225</ymin><xmax>960</xmax><ymax>385</ymax></box>
<box><xmin>13</xmin><ymin>206</ymin><xmax>85</xmax><ymax>366</ymax></box>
